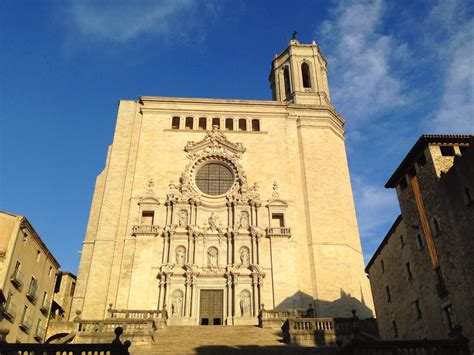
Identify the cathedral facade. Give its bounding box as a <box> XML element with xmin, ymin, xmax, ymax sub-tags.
<box><xmin>71</xmin><ymin>40</ymin><xmax>374</xmax><ymax>326</ymax></box>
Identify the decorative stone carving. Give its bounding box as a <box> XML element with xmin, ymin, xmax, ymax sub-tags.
<box><xmin>240</xmin><ymin>290</ymin><xmax>251</xmax><ymax>317</ymax></box>
<box><xmin>171</xmin><ymin>290</ymin><xmax>184</xmax><ymax>317</ymax></box>
<box><xmin>207</xmin><ymin>247</ymin><xmax>218</xmax><ymax>268</ymax></box>
<box><xmin>175</xmin><ymin>246</ymin><xmax>186</xmax><ymax>266</ymax></box>
<box><xmin>145</xmin><ymin>178</ymin><xmax>155</xmax><ymax>196</ymax></box>
<box><xmin>208</xmin><ymin>213</ymin><xmax>220</xmax><ymax>231</ymax></box>
<box><xmin>272</xmin><ymin>181</ymin><xmax>279</xmax><ymax>199</ymax></box>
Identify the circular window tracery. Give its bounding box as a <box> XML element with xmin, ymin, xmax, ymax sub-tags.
<box><xmin>195</xmin><ymin>163</ymin><xmax>234</xmax><ymax>196</ymax></box>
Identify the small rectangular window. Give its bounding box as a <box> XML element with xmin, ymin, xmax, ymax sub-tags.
<box><xmin>36</xmin><ymin>250</ymin><xmax>41</xmax><ymax>262</ymax></box>
<box><xmin>432</xmin><ymin>218</ymin><xmax>441</xmax><ymax>235</ymax></box>
<box><xmin>238</xmin><ymin>119</ymin><xmax>247</xmax><ymax>131</ymax></box>
<box><xmin>198</xmin><ymin>117</ymin><xmax>207</xmax><ymax>130</ymax></box>
<box><xmin>385</xmin><ymin>286</ymin><xmax>391</xmax><ymax>303</ymax></box>
<box><xmin>212</xmin><ymin>118</ymin><xmax>220</xmax><ymax>129</ymax></box>
<box><xmin>417</xmin><ymin>153</ymin><xmax>427</xmax><ymax>167</ymax></box>
<box><xmin>141</xmin><ymin>211</ymin><xmax>154</xmax><ymax>225</ymax></box>
<box><xmin>407</xmin><ymin>166</ymin><xmax>416</xmax><ymax>179</ymax></box>
<box><xmin>48</xmin><ymin>266</ymin><xmax>53</xmax><ymax>277</ymax></box>
<box><xmin>400</xmin><ymin>235</ymin><xmax>405</xmax><ymax>248</ymax></box>
<box><xmin>414</xmin><ymin>299</ymin><xmax>422</xmax><ymax>320</ymax></box>
<box><xmin>70</xmin><ymin>282</ymin><xmax>76</xmax><ymax>297</ymax></box>
<box><xmin>440</xmin><ymin>145</ymin><xmax>455</xmax><ymax>156</ymax></box>
<box><xmin>185</xmin><ymin>117</ymin><xmax>193</xmax><ymax>130</ymax></box>
<box><xmin>417</xmin><ymin>234</ymin><xmax>424</xmax><ymax>249</ymax></box>
<box><xmin>251</xmin><ymin>119</ymin><xmax>260</xmax><ymax>131</ymax></box>
<box><xmin>171</xmin><ymin>116</ymin><xmax>180</xmax><ymax>129</ymax></box>
<box><xmin>381</xmin><ymin>260</ymin><xmax>385</xmax><ymax>273</ymax></box>
<box><xmin>406</xmin><ymin>262</ymin><xmax>413</xmax><ymax>281</ymax></box>
<box><xmin>443</xmin><ymin>305</ymin><xmax>455</xmax><ymax>330</ymax></box>
<box><xmin>271</xmin><ymin>213</ymin><xmax>284</xmax><ymax>227</ymax></box>
<box><xmin>399</xmin><ymin>177</ymin><xmax>408</xmax><ymax>191</ymax></box>
<box><xmin>392</xmin><ymin>320</ymin><xmax>398</xmax><ymax>338</ymax></box>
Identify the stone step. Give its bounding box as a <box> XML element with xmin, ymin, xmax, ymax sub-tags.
<box><xmin>129</xmin><ymin>326</ymin><xmax>333</xmax><ymax>354</ymax></box>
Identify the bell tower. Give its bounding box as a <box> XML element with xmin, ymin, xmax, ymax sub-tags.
<box><xmin>269</xmin><ymin>39</ymin><xmax>331</xmax><ymax>105</ymax></box>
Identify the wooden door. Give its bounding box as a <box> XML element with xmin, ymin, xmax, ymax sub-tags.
<box><xmin>200</xmin><ymin>290</ymin><xmax>223</xmax><ymax>325</ymax></box>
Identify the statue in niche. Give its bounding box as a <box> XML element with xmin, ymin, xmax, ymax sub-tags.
<box><xmin>240</xmin><ymin>247</ymin><xmax>250</xmax><ymax>266</ymax></box>
<box><xmin>146</xmin><ymin>178</ymin><xmax>155</xmax><ymax>196</ymax></box>
<box><xmin>240</xmin><ymin>291</ymin><xmax>251</xmax><ymax>317</ymax></box>
<box><xmin>208</xmin><ymin>213</ymin><xmax>220</xmax><ymax>231</ymax></box>
<box><xmin>178</xmin><ymin>210</ymin><xmax>188</xmax><ymax>227</ymax></box>
<box><xmin>239</xmin><ymin>211</ymin><xmax>249</xmax><ymax>229</ymax></box>
<box><xmin>175</xmin><ymin>246</ymin><xmax>186</xmax><ymax>266</ymax></box>
<box><xmin>171</xmin><ymin>290</ymin><xmax>183</xmax><ymax>317</ymax></box>
<box><xmin>272</xmin><ymin>181</ymin><xmax>280</xmax><ymax>199</ymax></box>
<box><xmin>207</xmin><ymin>247</ymin><xmax>218</xmax><ymax>268</ymax></box>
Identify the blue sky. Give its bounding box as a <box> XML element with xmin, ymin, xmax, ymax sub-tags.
<box><xmin>1</xmin><ymin>0</ymin><xmax>472</xmax><ymax>273</ymax></box>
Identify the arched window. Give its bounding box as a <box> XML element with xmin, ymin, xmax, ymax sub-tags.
<box><xmin>251</xmin><ymin>119</ymin><xmax>260</xmax><ymax>131</ymax></box>
<box><xmin>225</xmin><ymin>118</ymin><xmax>233</xmax><ymax>131</ymax></box>
<box><xmin>198</xmin><ymin>117</ymin><xmax>207</xmax><ymax>130</ymax></box>
<box><xmin>212</xmin><ymin>118</ymin><xmax>220</xmax><ymax>129</ymax></box>
<box><xmin>301</xmin><ymin>62</ymin><xmax>311</xmax><ymax>88</ymax></box>
<box><xmin>171</xmin><ymin>116</ymin><xmax>180</xmax><ymax>129</ymax></box>
<box><xmin>283</xmin><ymin>66</ymin><xmax>291</xmax><ymax>98</ymax></box>
<box><xmin>238</xmin><ymin>119</ymin><xmax>247</xmax><ymax>131</ymax></box>
<box><xmin>185</xmin><ymin>117</ymin><xmax>193</xmax><ymax>130</ymax></box>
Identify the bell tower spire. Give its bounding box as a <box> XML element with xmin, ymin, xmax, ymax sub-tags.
<box><xmin>269</xmin><ymin>38</ymin><xmax>331</xmax><ymax>105</ymax></box>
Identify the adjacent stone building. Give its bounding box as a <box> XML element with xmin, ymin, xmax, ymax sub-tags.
<box><xmin>70</xmin><ymin>39</ymin><xmax>374</xmax><ymax>328</ymax></box>
<box><xmin>51</xmin><ymin>271</ymin><xmax>76</xmax><ymax>322</ymax></box>
<box><xmin>0</xmin><ymin>211</ymin><xmax>60</xmax><ymax>343</ymax></box>
<box><xmin>366</xmin><ymin>135</ymin><xmax>474</xmax><ymax>348</ymax></box>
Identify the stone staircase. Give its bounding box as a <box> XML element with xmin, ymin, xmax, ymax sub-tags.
<box><xmin>131</xmin><ymin>326</ymin><xmax>336</xmax><ymax>354</ymax></box>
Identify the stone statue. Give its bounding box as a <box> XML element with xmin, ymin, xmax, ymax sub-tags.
<box><xmin>272</xmin><ymin>181</ymin><xmax>280</xmax><ymax>198</ymax></box>
<box><xmin>175</xmin><ymin>246</ymin><xmax>186</xmax><ymax>266</ymax></box>
<box><xmin>239</xmin><ymin>211</ymin><xmax>249</xmax><ymax>229</ymax></box>
<box><xmin>172</xmin><ymin>291</ymin><xmax>183</xmax><ymax>317</ymax></box>
<box><xmin>240</xmin><ymin>247</ymin><xmax>250</xmax><ymax>266</ymax></box>
<box><xmin>146</xmin><ymin>178</ymin><xmax>155</xmax><ymax>195</ymax></box>
<box><xmin>240</xmin><ymin>291</ymin><xmax>251</xmax><ymax>317</ymax></box>
<box><xmin>208</xmin><ymin>213</ymin><xmax>220</xmax><ymax>231</ymax></box>
<box><xmin>207</xmin><ymin>247</ymin><xmax>218</xmax><ymax>268</ymax></box>
<box><xmin>178</xmin><ymin>210</ymin><xmax>188</xmax><ymax>227</ymax></box>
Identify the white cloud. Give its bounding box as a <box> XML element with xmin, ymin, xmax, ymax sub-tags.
<box><xmin>318</xmin><ymin>0</ymin><xmax>407</xmax><ymax>123</ymax></box>
<box><xmin>69</xmin><ymin>0</ymin><xmax>196</xmax><ymax>42</ymax></box>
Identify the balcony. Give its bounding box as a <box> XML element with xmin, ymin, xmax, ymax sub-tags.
<box><xmin>266</xmin><ymin>227</ymin><xmax>292</xmax><ymax>237</ymax></box>
<box><xmin>10</xmin><ymin>269</ymin><xmax>24</xmax><ymax>289</ymax></box>
<box><xmin>19</xmin><ymin>315</ymin><xmax>32</xmax><ymax>333</ymax></box>
<box><xmin>26</xmin><ymin>282</ymin><xmax>38</xmax><ymax>303</ymax></box>
<box><xmin>40</xmin><ymin>300</ymin><xmax>51</xmax><ymax>315</ymax></box>
<box><xmin>132</xmin><ymin>225</ymin><xmax>160</xmax><ymax>236</ymax></box>
<box><xmin>3</xmin><ymin>302</ymin><xmax>16</xmax><ymax>321</ymax></box>
<box><xmin>34</xmin><ymin>325</ymin><xmax>46</xmax><ymax>342</ymax></box>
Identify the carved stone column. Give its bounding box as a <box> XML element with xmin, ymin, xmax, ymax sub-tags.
<box><xmin>252</xmin><ymin>274</ymin><xmax>258</xmax><ymax>316</ymax></box>
<box><xmin>225</xmin><ymin>272</ymin><xmax>232</xmax><ymax>324</ymax></box>
<box><xmin>185</xmin><ymin>274</ymin><xmax>192</xmax><ymax>317</ymax></box>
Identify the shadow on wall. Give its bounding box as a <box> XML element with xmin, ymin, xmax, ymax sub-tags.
<box><xmin>195</xmin><ymin>345</ymin><xmax>332</xmax><ymax>354</ymax></box>
<box><xmin>276</xmin><ymin>289</ymin><xmax>374</xmax><ymax>319</ymax></box>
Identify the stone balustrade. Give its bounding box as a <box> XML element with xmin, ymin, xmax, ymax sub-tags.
<box><xmin>108</xmin><ymin>309</ymin><xmax>163</xmax><ymax>320</ymax></box>
<box><xmin>132</xmin><ymin>225</ymin><xmax>160</xmax><ymax>236</ymax></box>
<box><xmin>259</xmin><ymin>308</ymin><xmax>307</xmax><ymax>329</ymax></box>
<box><xmin>265</xmin><ymin>227</ymin><xmax>292</xmax><ymax>237</ymax></box>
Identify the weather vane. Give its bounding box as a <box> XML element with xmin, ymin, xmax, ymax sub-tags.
<box><xmin>292</xmin><ymin>31</ymin><xmax>298</xmax><ymax>40</ymax></box>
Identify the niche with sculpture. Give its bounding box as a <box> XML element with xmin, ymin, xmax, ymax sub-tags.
<box><xmin>171</xmin><ymin>289</ymin><xmax>184</xmax><ymax>317</ymax></box>
<box><xmin>175</xmin><ymin>246</ymin><xmax>186</xmax><ymax>266</ymax></box>
<box><xmin>239</xmin><ymin>290</ymin><xmax>251</xmax><ymax>317</ymax></box>
<box><xmin>207</xmin><ymin>247</ymin><xmax>218</xmax><ymax>269</ymax></box>
<box><xmin>178</xmin><ymin>209</ymin><xmax>188</xmax><ymax>227</ymax></box>
<box><xmin>239</xmin><ymin>246</ymin><xmax>250</xmax><ymax>267</ymax></box>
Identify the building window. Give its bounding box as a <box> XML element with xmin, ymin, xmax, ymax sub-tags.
<box><xmin>432</xmin><ymin>218</ymin><xmax>441</xmax><ymax>235</ymax></box>
<box><xmin>381</xmin><ymin>260</ymin><xmax>385</xmax><ymax>273</ymax></box>
<box><xmin>48</xmin><ymin>266</ymin><xmax>53</xmax><ymax>277</ymax></box>
<box><xmin>198</xmin><ymin>117</ymin><xmax>207</xmax><ymax>130</ymax></box>
<box><xmin>283</xmin><ymin>66</ymin><xmax>291</xmax><ymax>98</ymax></box>
<box><xmin>36</xmin><ymin>250</ymin><xmax>41</xmax><ymax>262</ymax></box>
<box><xmin>459</xmin><ymin>146</ymin><xmax>468</xmax><ymax>154</ymax></box>
<box><xmin>399</xmin><ymin>177</ymin><xmax>407</xmax><ymax>191</ymax></box>
<box><xmin>185</xmin><ymin>117</ymin><xmax>193</xmax><ymax>130</ymax></box>
<box><xmin>464</xmin><ymin>186</ymin><xmax>473</xmax><ymax>205</ymax></box>
<box><xmin>414</xmin><ymin>299</ymin><xmax>422</xmax><ymax>320</ymax></box>
<box><xmin>195</xmin><ymin>163</ymin><xmax>234</xmax><ymax>196</ymax></box>
<box><xmin>238</xmin><ymin>119</ymin><xmax>247</xmax><ymax>131</ymax></box>
<box><xmin>440</xmin><ymin>145</ymin><xmax>455</xmax><ymax>156</ymax></box>
<box><xmin>406</xmin><ymin>262</ymin><xmax>413</xmax><ymax>281</ymax></box>
<box><xmin>251</xmin><ymin>119</ymin><xmax>260</xmax><ymax>131</ymax></box>
<box><xmin>392</xmin><ymin>320</ymin><xmax>398</xmax><ymax>338</ymax></box>
<box><xmin>70</xmin><ymin>282</ymin><xmax>76</xmax><ymax>297</ymax></box>
<box><xmin>22</xmin><ymin>232</ymin><xmax>28</xmax><ymax>244</ymax></box>
<box><xmin>443</xmin><ymin>305</ymin><xmax>455</xmax><ymax>330</ymax></box>
<box><xmin>407</xmin><ymin>166</ymin><xmax>416</xmax><ymax>179</ymax></box>
<box><xmin>417</xmin><ymin>153</ymin><xmax>427</xmax><ymax>167</ymax></box>
<box><xmin>225</xmin><ymin>118</ymin><xmax>234</xmax><ymax>131</ymax></box>
<box><xmin>171</xmin><ymin>116</ymin><xmax>180</xmax><ymax>129</ymax></box>
<box><xmin>212</xmin><ymin>118</ymin><xmax>220</xmax><ymax>129</ymax></box>
<box><xmin>385</xmin><ymin>286</ymin><xmax>391</xmax><ymax>303</ymax></box>
<box><xmin>301</xmin><ymin>62</ymin><xmax>311</xmax><ymax>88</ymax></box>
<box><xmin>417</xmin><ymin>234</ymin><xmax>424</xmax><ymax>249</ymax></box>
<box><xmin>400</xmin><ymin>235</ymin><xmax>405</xmax><ymax>248</ymax></box>
<box><xmin>271</xmin><ymin>213</ymin><xmax>285</xmax><ymax>227</ymax></box>
<box><xmin>27</xmin><ymin>277</ymin><xmax>38</xmax><ymax>302</ymax></box>
<box><xmin>141</xmin><ymin>211</ymin><xmax>154</xmax><ymax>225</ymax></box>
